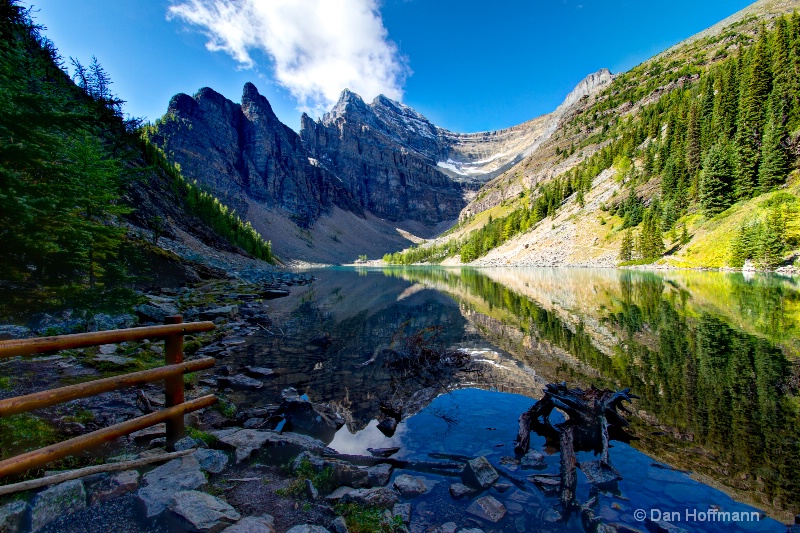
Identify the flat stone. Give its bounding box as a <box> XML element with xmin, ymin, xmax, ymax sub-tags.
<box><xmin>285</xmin><ymin>526</ymin><xmax>331</xmax><ymax>533</ymax></box>
<box><xmin>194</xmin><ymin>448</ymin><xmax>230</xmax><ymax>474</ymax></box>
<box><xmin>449</xmin><ymin>483</ymin><xmax>476</xmax><ymax>499</ymax></box>
<box><xmin>245</xmin><ymin>366</ymin><xmax>274</xmax><ymax>378</ymax></box>
<box><xmin>97</xmin><ymin>343</ymin><xmax>118</xmax><ymax>355</ymax></box>
<box><xmin>330</xmin><ymin>516</ymin><xmax>349</xmax><ymax>533</ymax></box>
<box><xmin>326</xmin><ymin>486</ymin><xmax>355</xmax><ymax>503</ymax></box>
<box><xmin>243</xmin><ymin>418</ymin><xmax>266</xmax><ymax>429</ymax></box>
<box><xmin>174</xmin><ymin>436</ymin><xmax>201</xmax><ymax>451</ymax></box>
<box><xmin>218</xmin><ymin>429</ymin><xmax>273</xmax><ymax>463</ymax></box>
<box><xmin>457</xmin><ymin>529</ymin><xmax>485</xmax><ymax>533</ymax></box>
<box><xmin>31</xmin><ymin>479</ymin><xmax>86</xmax><ymax>531</ymax></box>
<box><xmin>579</xmin><ymin>460</ymin><xmax>622</xmax><ymax>485</ymax></box>
<box><xmin>221</xmin><ymin>515</ymin><xmax>276</xmax><ymax>533</ymax></box>
<box><xmin>441</xmin><ymin>523</ymin><xmax>457</xmax><ymax>533</ymax></box>
<box><xmin>0</xmin><ymin>500</ymin><xmax>28</xmax><ymax>533</ymax></box>
<box><xmin>463</xmin><ymin>456</ymin><xmax>499</xmax><ymax>489</ymax></box>
<box><xmin>169</xmin><ymin>490</ymin><xmax>241</xmax><ymax>532</ymax></box>
<box><xmin>367</xmin><ymin>463</ymin><xmax>393</xmax><ymax>487</ymax></box>
<box><xmin>520</xmin><ymin>449</ymin><xmax>545</xmax><ymax>469</ymax></box>
<box><xmin>340</xmin><ymin>487</ymin><xmax>399</xmax><ymax>509</ymax></box>
<box><xmin>89</xmin><ymin>470</ymin><xmax>140</xmax><ymax>505</ymax></box>
<box><xmin>137</xmin><ymin>455</ymin><xmax>206</xmax><ymax>517</ymax></box>
<box><xmin>392</xmin><ymin>474</ymin><xmax>428</xmax><ymax>498</ymax></box>
<box><xmin>466</xmin><ymin>495</ymin><xmax>506</xmax><ymax>523</ymax></box>
<box><xmin>393</xmin><ymin>503</ymin><xmax>411</xmax><ymax>524</ymax></box>
<box><xmin>218</xmin><ymin>375</ymin><xmax>264</xmax><ymax>390</ymax></box>
<box><xmin>201</xmin><ymin>306</ymin><xmax>239</xmax><ymax>320</ymax></box>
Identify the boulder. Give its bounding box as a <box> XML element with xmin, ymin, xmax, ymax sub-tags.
<box><xmin>339</xmin><ymin>487</ymin><xmax>399</xmax><ymax>509</ymax></box>
<box><xmin>466</xmin><ymin>495</ymin><xmax>506</xmax><ymax>523</ymax></box>
<box><xmin>193</xmin><ymin>449</ymin><xmax>230</xmax><ymax>474</ymax></box>
<box><xmin>137</xmin><ymin>455</ymin><xmax>206</xmax><ymax>517</ymax></box>
<box><xmin>463</xmin><ymin>456</ymin><xmax>499</xmax><ymax>489</ymax></box>
<box><xmin>89</xmin><ymin>470</ymin><xmax>140</xmax><ymax>505</ymax></box>
<box><xmin>218</xmin><ymin>429</ymin><xmax>273</xmax><ymax>463</ymax></box>
<box><xmin>169</xmin><ymin>490</ymin><xmax>241</xmax><ymax>532</ymax></box>
<box><xmin>448</xmin><ymin>483</ymin><xmax>476</xmax><ymax>499</ymax></box>
<box><xmin>0</xmin><ymin>500</ymin><xmax>28</xmax><ymax>533</ymax></box>
<box><xmin>440</xmin><ymin>523</ymin><xmax>457</xmax><ymax>533</ymax></box>
<box><xmin>31</xmin><ymin>479</ymin><xmax>86</xmax><ymax>531</ymax></box>
<box><xmin>221</xmin><ymin>515</ymin><xmax>276</xmax><ymax>533</ymax></box>
<box><xmin>367</xmin><ymin>464</ymin><xmax>393</xmax><ymax>487</ymax></box>
<box><xmin>305</xmin><ymin>479</ymin><xmax>319</xmax><ymax>500</ymax></box>
<box><xmin>376</xmin><ymin>418</ymin><xmax>397</xmax><ymax>437</ymax></box>
<box><xmin>392</xmin><ymin>475</ymin><xmax>428</xmax><ymax>498</ymax></box>
<box><xmin>135</xmin><ymin>304</ymin><xmax>172</xmax><ymax>323</ymax></box>
<box><xmin>218</xmin><ymin>430</ymin><xmax>334</xmax><ymax>463</ymax></box>
<box><xmin>325</xmin><ymin>486</ymin><xmax>355</xmax><ymax>503</ymax></box>
<box><xmin>0</xmin><ymin>325</ymin><xmax>31</xmax><ymax>340</ymax></box>
<box><xmin>244</xmin><ymin>367</ymin><xmax>274</xmax><ymax>378</ymax></box>
<box><xmin>174</xmin><ymin>436</ymin><xmax>201</xmax><ymax>451</ymax></box>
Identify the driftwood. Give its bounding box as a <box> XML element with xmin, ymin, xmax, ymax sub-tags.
<box><xmin>514</xmin><ymin>383</ymin><xmax>637</xmax><ymax>513</ymax></box>
<box><xmin>0</xmin><ymin>449</ymin><xmax>194</xmax><ymax>497</ymax></box>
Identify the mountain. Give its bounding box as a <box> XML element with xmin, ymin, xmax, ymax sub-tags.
<box><xmin>386</xmin><ymin>0</ymin><xmax>800</xmax><ymax>271</ymax></box>
<box><xmin>150</xmin><ymin>69</ymin><xmax>612</xmax><ymax>263</ymax></box>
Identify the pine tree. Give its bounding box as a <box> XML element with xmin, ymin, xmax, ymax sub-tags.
<box><xmin>619</xmin><ymin>228</ymin><xmax>634</xmax><ymax>261</ymax></box>
<box><xmin>757</xmin><ymin>206</ymin><xmax>786</xmax><ymax>269</ymax></box>
<box><xmin>700</xmin><ymin>143</ymin><xmax>734</xmax><ymax>215</ymax></box>
<box><xmin>686</xmin><ymin>103</ymin><xmax>702</xmax><ymax>175</ymax></box>
<box><xmin>759</xmin><ymin>18</ymin><xmax>791</xmax><ymax>191</ymax></box>
<box><xmin>734</xmin><ymin>27</ymin><xmax>772</xmax><ymax>199</ymax></box>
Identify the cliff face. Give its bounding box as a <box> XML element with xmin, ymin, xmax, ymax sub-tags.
<box><xmin>150</xmin><ymin>83</ymin><xmax>358</xmax><ymax>227</ymax></box>
<box><xmin>300</xmin><ymin>90</ymin><xmax>467</xmax><ymax>224</ymax></box>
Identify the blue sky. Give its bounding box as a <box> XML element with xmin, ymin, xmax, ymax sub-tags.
<box><xmin>30</xmin><ymin>0</ymin><xmax>753</xmax><ymax>133</ymax></box>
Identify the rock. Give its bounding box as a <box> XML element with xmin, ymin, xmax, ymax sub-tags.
<box><xmin>218</xmin><ymin>429</ymin><xmax>334</xmax><ymax>463</ymax></box>
<box><xmin>520</xmin><ymin>449</ymin><xmax>545</xmax><ymax>469</ymax></box>
<box><xmin>367</xmin><ymin>464</ymin><xmax>393</xmax><ymax>487</ymax></box>
<box><xmin>441</xmin><ymin>523</ymin><xmax>457</xmax><ymax>533</ymax></box>
<box><xmin>449</xmin><ymin>483</ymin><xmax>476</xmax><ymax>499</ymax></box>
<box><xmin>174</xmin><ymin>436</ymin><xmax>201</xmax><ymax>451</ymax></box>
<box><xmin>293</xmin><ymin>452</ymin><xmax>369</xmax><ymax>488</ymax></box>
<box><xmin>325</xmin><ymin>486</ymin><xmax>355</xmax><ymax>502</ymax></box>
<box><xmin>201</xmin><ymin>305</ymin><xmax>239</xmax><ymax>320</ymax></box>
<box><xmin>466</xmin><ymin>495</ymin><xmax>506</xmax><ymax>523</ymax></box>
<box><xmin>463</xmin><ymin>456</ymin><xmax>499</xmax><ymax>489</ymax></box>
<box><xmin>340</xmin><ymin>487</ymin><xmax>399</xmax><ymax>509</ymax></box>
<box><xmin>0</xmin><ymin>324</ymin><xmax>31</xmax><ymax>340</ymax></box>
<box><xmin>193</xmin><ymin>449</ymin><xmax>230</xmax><ymax>474</ymax></box>
<box><xmin>392</xmin><ymin>503</ymin><xmax>411</xmax><ymax>524</ymax></box>
<box><xmin>87</xmin><ymin>313</ymin><xmax>134</xmax><ymax>332</ymax></box>
<box><xmin>367</xmin><ymin>447</ymin><xmax>400</xmax><ymax>458</ymax></box>
<box><xmin>392</xmin><ymin>474</ymin><xmax>428</xmax><ymax>498</ymax></box>
<box><xmin>0</xmin><ymin>500</ymin><xmax>28</xmax><ymax>533</ymax></box>
<box><xmin>305</xmin><ymin>479</ymin><xmax>319</xmax><ymax>500</ymax></box>
<box><xmin>243</xmin><ymin>418</ymin><xmax>265</xmax><ymax>429</ymax></box>
<box><xmin>279</xmin><ymin>396</ymin><xmax>344</xmax><ymax>439</ymax></box>
<box><xmin>330</xmin><ymin>516</ymin><xmax>349</xmax><ymax>533</ymax></box>
<box><xmin>598</xmin><ymin>524</ymin><xmax>645</xmax><ymax>533</ymax></box>
<box><xmin>579</xmin><ymin>460</ymin><xmax>622</xmax><ymax>485</ymax></box>
<box><xmin>31</xmin><ymin>479</ymin><xmax>86</xmax><ymax>531</ymax></box>
<box><xmin>135</xmin><ymin>304</ymin><xmax>172</xmax><ymax>323</ymax></box>
<box><xmin>221</xmin><ymin>515</ymin><xmax>276</xmax><ymax>533</ymax></box>
<box><xmin>376</xmin><ymin>418</ymin><xmax>397</xmax><ymax>437</ymax></box>
<box><xmin>89</xmin><ymin>470</ymin><xmax>140</xmax><ymax>505</ymax></box>
<box><xmin>457</xmin><ymin>529</ymin><xmax>485</xmax><ymax>533</ymax></box>
<box><xmin>286</xmin><ymin>526</ymin><xmax>331</xmax><ymax>533</ymax></box>
<box><xmin>529</xmin><ymin>475</ymin><xmax>560</xmax><ymax>494</ymax></box>
<box><xmin>169</xmin><ymin>490</ymin><xmax>241</xmax><ymax>532</ymax></box>
<box><xmin>97</xmin><ymin>343</ymin><xmax>118</xmax><ymax>355</ymax></box>
<box><xmin>137</xmin><ymin>455</ymin><xmax>206</xmax><ymax>517</ymax></box>
<box><xmin>245</xmin><ymin>366</ymin><xmax>274</xmax><ymax>378</ymax></box>
<box><xmin>494</xmin><ymin>483</ymin><xmax>511</xmax><ymax>493</ymax></box>
<box><xmin>218</xmin><ymin>375</ymin><xmax>264</xmax><ymax>390</ymax></box>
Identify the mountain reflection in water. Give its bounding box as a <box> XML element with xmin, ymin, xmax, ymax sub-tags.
<box><xmin>224</xmin><ymin>266</ymin><xmax>799</xmax><ymax>529</ymax></box>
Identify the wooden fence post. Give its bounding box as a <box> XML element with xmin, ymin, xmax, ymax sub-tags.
<box><xmin>164</xmin><ymin>315</ymin><xmax>185</xmax><ymax>449</ymax></box>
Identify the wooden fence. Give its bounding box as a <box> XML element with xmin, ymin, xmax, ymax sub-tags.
<box><xmin>0</xmin><ymin>315</ymin><xmax>217</xmax><ymax>478</ymax></box>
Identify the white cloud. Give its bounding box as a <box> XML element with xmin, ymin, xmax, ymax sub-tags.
<box><xmin>167</xmin><ymin>0</ymin><xmax>409</xmax><ymax>116</ymax></box>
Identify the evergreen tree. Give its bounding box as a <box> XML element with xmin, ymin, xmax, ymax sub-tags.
<box><xmin>700</xmin><ymin>143</ymin><xmax>734</xmax><ymax>215</ymax></box>
<box><xmin>619</xmin><ymin>228</ymin><xmax>634</xmax><ymax>261</ymax></box>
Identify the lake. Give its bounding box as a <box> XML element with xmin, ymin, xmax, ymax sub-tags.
<box><xmin>221</xmin><ymin>266</ymin><xmax>800</xmax><ymax>532</ymax></box>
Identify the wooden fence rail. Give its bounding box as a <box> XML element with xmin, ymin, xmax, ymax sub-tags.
<box><xmin>0</xmin><ymin>315</ymin><xmax>217</xmax><ymax>479</ymax></box>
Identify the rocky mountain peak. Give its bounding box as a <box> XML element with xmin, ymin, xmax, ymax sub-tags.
<box><xmin>557</xmin><ymin>68</ymin><xmax>614</xmax><ymax>112</ymax></box>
